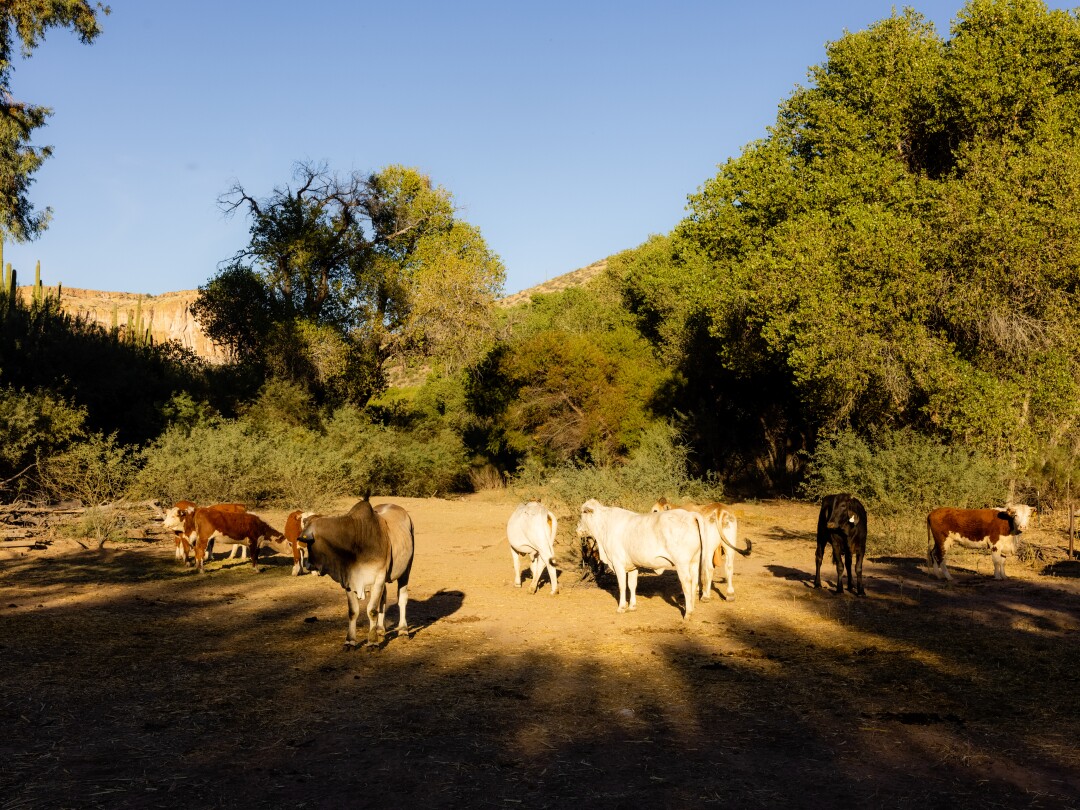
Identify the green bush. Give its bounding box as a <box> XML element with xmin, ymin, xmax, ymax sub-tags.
<box><xmin>38</xmin><ymin>432</ymin><xmax>139</xmax><ymax>506</ymax></box>
<box><xmin>802</xmin><ymin>428</ymin><xmax>1009</xmax><ymax>554</ymax></box>
<box><xmin>135</xmin><ymin>403</ymin><xmax>470</xmax><ymax>508</ymax></box>
<box><xmin>0</xmin><ymin>387</ymin><xmax>86</xmax><ymax>497</ymax></box>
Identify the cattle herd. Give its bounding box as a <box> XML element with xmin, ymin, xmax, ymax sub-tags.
<box><xmin>160</xmin><ymin>493</ymin><xmax>1037</xmax><ymax>646</ymax></box>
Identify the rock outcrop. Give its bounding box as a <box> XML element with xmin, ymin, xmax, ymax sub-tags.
<box><xmin>17</xmin><ymin>286</ymin><xmax>228</xmax><ymax>363</ymax></box>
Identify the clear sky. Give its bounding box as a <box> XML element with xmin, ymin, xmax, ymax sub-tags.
<box><xmin>4</xmin><ymin>1</ymin><xmax>1074</xmax><ymax>296</ymax></box>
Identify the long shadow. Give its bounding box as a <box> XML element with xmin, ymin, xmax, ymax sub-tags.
<box><xmin>3</xmin><ymin>537</ymin><xmax>1080</xmax><ymax>808</ymax></box>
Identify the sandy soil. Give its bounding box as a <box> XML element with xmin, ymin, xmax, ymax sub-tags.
<box><xmin>1</xmin><ymin>493</ymin><xmax>1079</xmax><ymax>809</ymax></box>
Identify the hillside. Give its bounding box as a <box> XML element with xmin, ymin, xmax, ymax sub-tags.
<box><xmin>18</xmin><ymin>259</ymin><xmax>610</xmax><ymax>364</ymax></box>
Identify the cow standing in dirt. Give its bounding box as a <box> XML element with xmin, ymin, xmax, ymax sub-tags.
<box><xmin>926</xmin><ymin>504</ymin><xmax>1034</xmax><ymax>581</ymax></box>
<box><xmin>299</xmin><ymin>499</ymin><xmax>415</xmax><ymax>647</ymax></box>
<box><xmin>814</xmin><ymin>494</ymin><xmax>867</xmax><ymax>596</ymax></box>
<box><xmin>507</xmin><ymin>500</ymin><xmax>559</xmax><ymax>594</ymax></box>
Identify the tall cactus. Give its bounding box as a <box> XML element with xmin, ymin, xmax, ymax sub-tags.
<box><xmin>32</xmin><ymin>260</ymin><xmax>43</xmax><ymax>305</ymax></box>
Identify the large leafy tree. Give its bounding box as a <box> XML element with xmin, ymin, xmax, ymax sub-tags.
<box><xmin>193</xmin><ymin>162</ymin><xmax>505</xmax><ymax>405</ymax></box>
<box><xmin>616</xmin><ymin>0</ymin><xmax>1080</xmax><ymax>488</ymax></box>
<box><xmin>0</xmin><ymin>1</ymin><xmax>107</xmax><ymax>241</ymax></box>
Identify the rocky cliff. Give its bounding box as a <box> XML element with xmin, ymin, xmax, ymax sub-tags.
<box><xmin>17</xmin><ymin>286</ymin><xmax>228</xmax><ymax>363</ymax></box>
<box><xmin>16</xmin><ymin>259</ymin><xmax>608</xmax><ymax>366</ymax></box>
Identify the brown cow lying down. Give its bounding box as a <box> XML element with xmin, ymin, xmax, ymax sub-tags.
<box><xmin>299</xmin><ymin>499</ymin><xmax>415</xmax><ymax>647</ymax></box>
<box><xmin>162</xmin><ymin>501</ymin><xmax>245</xmax><ymax>563</ymax></box>
<box><xmin>926</xmin><ymin>504</ymin><xmax>1035</xmax><ymax>581</ymax></box>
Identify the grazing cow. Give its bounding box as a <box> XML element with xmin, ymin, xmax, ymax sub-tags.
<box><xmin>298</xmin><ymin>499</ymin><xmax>414</xmax><ymax>647</ymax></box>
<box><xmin>576</xmin><ymin>498</ymin><xmax>705</xmax><ymax>620</ymax></box>
<box><xmin>162</xmin><ymin>501</ymin><xmax>245</xmax><ymax>562</ymax></box>
<box><xmin>181</xmin><ymin>507</ymin><xmax>285</xmax><ymax>573</ymax></box>
<box><xmin>814</xmin><ymin>494</ymin><xmax>868</xmax><ymax>596</ymax></box>
<box><xmin>926</xmin><ymin>504</ymin><xmax>1035</xmax><ymax>581</ymax></box>
<box><xmin>280</xmin><ymin>509</ymin><xmax>315</xmax><ymax>576</ymax></box>
<box><xmin>507</xmin><ymin>500</ymin><xmax>559</xmax><ymax>594</ymax></box>
<box><xmin>651</xmin><ymin>497</ymin><xmax>751</xmax><ymax>601</ymax></box>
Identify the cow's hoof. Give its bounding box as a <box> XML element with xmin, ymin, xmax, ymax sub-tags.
<box><xmin>550</xmin><ymin>587</ymin><xmax>559</xmax><ymax>595</ymax></box>
<box><xmin>700</xmin><ymin>594</ymin><xmax>712</xmax><ymax>602</ymax></box>
<box><xmin>617</xmin><ymin>606</ymin><xmax>626</xmax><ymax>613</ymax></box>
<box><xmin>856</xmin><ymin>590</ymin><xmax>867</xmax><ymax>597</ymax></box>
<box><xmin>628</xmin><ymin>604</ymin><xmax>637</xmax><ymax>612</ymax></box>
<box><xmin>725</xmin><ymin>593</ymin><xmax>736</xmax><ymax>602</ymax></box>
<box><xmin>513</xmin><ymin>582</ymin><xmax>522</xmax><ymax>588</ymax></box>
<box><xmin>344</xmin><ymin>640</ymin><xmax>358</xmax><ymax>648</ymax></box>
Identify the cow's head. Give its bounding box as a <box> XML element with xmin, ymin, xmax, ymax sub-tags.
<box><xmin>825</xmin><ymin>494</ymin><xmax>860</xmax><ymax>531</ymax></box>
<box><xmin>650</xmin><ymin>497</ymin><xmax>673</xmax><ymax>514</ymax></box>
<box><xmin>1004</xmin><ymin>503</ymin><xmax>1035</xmax><ymax>533</ymax></box>
<box><xmin>162</xmin><ymin>501</ymin><xmax>196</xmax><ymax>533</ymax></box>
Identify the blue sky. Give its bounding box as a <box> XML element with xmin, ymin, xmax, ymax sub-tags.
<box><xmin>4</xmin><ymin>1</ymin><xmax>1073</xmax><ymax>296</ymax></box>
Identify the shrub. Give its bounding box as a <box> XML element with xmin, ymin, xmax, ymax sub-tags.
<box><xmin>58</xmin><ymin>505</ymin><xmax>136</xmax><ymax>550</ymax></box>
<box><xmin>0</xmin><ymin>387</ymin><xmax>86</xmax><ymax>498</ymax></box>
<box><xmin>37</xmin><ymin>432</ymin><xmax>140</xmax><ymax>506</ymax></box>
<box><xmin>801</xmin><ymin>428</ymin><xmax>1009</xmax><ymax>553</ymax></box>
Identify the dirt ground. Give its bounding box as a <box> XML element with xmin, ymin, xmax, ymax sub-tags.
<box><xmin>1</xmin><ymin>493</ymin><xmax>1079</xmax><ymax>809</ymax></box>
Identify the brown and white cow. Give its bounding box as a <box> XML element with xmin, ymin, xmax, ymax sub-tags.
<box><xmin>281</xmin><ymin>509</ymin><xmax>316</xmax><ymax>576</ymax></box>
<box><xmin>298</xmin><ymin>499</ymin><xmax>414</xmax><ymax>647</ymax></box>
<box><xmin>162</xmin><ymin>501</ymin><xmax>246</xmax><ymax>562</ymax></box>
<box><xmin>651</xmin><ymin>497</ymin><xmax>751</xmax><ymax>601</ymax></box>
<box><xmin>926</xmin><ymin>504</ymin><xmax>1035</xmax><ymax>581</ymax></box>
<box><xmin>176</xmin><ymin>507</ymin><xmax>286</xmax><ymax>573</ymax></box>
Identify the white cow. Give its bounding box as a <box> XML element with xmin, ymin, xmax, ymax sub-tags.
<box><xmin>651</xmin><ymin>498</ymin><xmax>751</xmax><ymax>601</ymax></box>
<box><xmin>507</xmin><ymin>500</ymin><xmax>559</xmax><ymax>594</ymax></box>
<box><xmin>576</xmin><ymin>498</ymin><xmax>705</xmax><ymax>620</ymax></box>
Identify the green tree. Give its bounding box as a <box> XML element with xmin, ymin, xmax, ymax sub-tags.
<box><xmin>0</xmin><ymin>1</ymin><xmax>108</xmax><ymax>240</ymax></box>
<box><xmin>616</xmin><ymin>1</ymin><xmax>1080</xmax><ymax>490</ymax></box>
<box><xmin>195</xmin><ymin>162</ymin><xmax>504</xmax><ymax>405</ymax></box>
<box><xmin>466</xmin><ymin>284</ymin><xmax>670</xmax><ymax>467</ymax></box>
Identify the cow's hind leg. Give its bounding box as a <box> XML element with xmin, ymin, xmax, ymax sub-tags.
<box><xmin>615</xmin><ymin>569</ymin><xmax>629</xmax><ymax>612</ymax></box>
<box><xmin>814</xmin><ymin>537</ymin><xmax>827</xmax><ymax>588</ymax></box>
<box><xmin>721</xmin><ymin>546</ymin><xmax>735</xmax><ymax>600</ymax></box>
<box><xmin>543</xmin><ymin>555</ymin><xmax>559</xmax><ymax>595</ymax></box>
<box><xmin>396</xmin><ymin>581</ymin><xmax>409</xmax><ymax>635</ymax></box>
<box><xmin>511</xmin><ymin>547</ymin><xmax>523</xmax><ymax>588</ymax></box>
<box><xmin>854</xmin><ymin>549</ymin><xmax>866</xmax><ymax>596</ymax></box>
<box><xmin>679</xmin><ymin>564</ymin><xmax>696</xmax><ymax>621</ymax></box>
<box><xmin>529</xmin><ymin>554</ymin><xmax>544</xmax><ymax>594</ymax></box>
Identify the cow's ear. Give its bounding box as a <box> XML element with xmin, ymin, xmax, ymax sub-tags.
<box><xmin>582</xmin><ymin>506</ymin><xmax>593</xmax><ymax>514</ymax></box>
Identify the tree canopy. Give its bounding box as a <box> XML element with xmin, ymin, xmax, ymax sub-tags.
<box><xmin>613</xmin><ymin>0</ymin><xmax>1080</xmax><ymax>489</ymax></box>
<box><xmin>0</xmin><ymin>1</ymin><xmax>107</xmax><ymax>241</ymax></box>
<box><xmin>193</xmin><ymin>162</ymin><xmax>505</xmax><ymax>406</ymax></box>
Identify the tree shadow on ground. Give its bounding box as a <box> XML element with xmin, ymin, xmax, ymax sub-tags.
<box><xmin>2</xmin><ymin>540</ymin><xmax>1079</xmax><ymax>809</ymax></box>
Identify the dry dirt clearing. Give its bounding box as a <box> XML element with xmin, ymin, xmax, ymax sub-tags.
<box><xmin>2</xmin><ymin>493</ymin><xmax>1079</xmax><ymax>809</ymax></box>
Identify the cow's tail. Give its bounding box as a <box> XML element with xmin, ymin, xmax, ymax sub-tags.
<box><xmin>546</xmin><ymin>509</ymin><xmax>559</xmax><ymax>566</ymax></box>
<box><xmin>713</xmin><ymin>510</ymin><xmax>751</xmax><ymax>556</ymax></box>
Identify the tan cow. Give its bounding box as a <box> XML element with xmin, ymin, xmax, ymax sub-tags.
<box><xmin>299</xmin><ymin>499</ymin><xmax>415</xmax><ymax>647</ymax></box>
<box><xmin>651</xmin><ymin>497</ymin><xmax>750</xmax><ymax>601</ymax></box>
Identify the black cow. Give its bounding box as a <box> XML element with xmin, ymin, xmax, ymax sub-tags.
<box><xmin>814</xmin><ymin>493</ymin><xmax>867</xmax><ymax>596</ymax></box>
